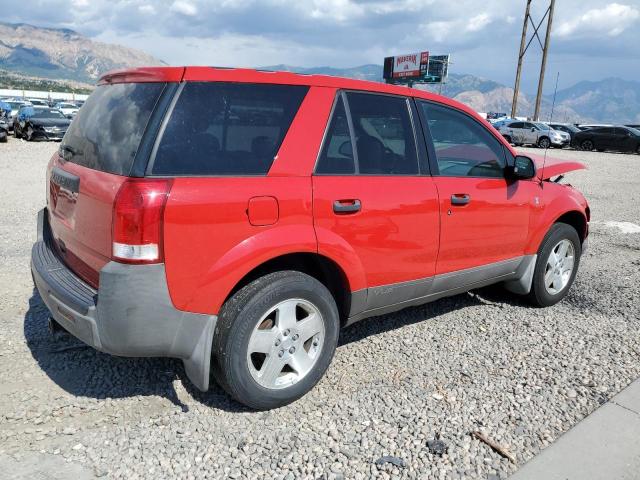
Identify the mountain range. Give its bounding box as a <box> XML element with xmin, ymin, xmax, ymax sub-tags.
<box><xmin>1</xmin><ymin>22</ymin><xmax>638</xmax><ymax>123</ymax></box>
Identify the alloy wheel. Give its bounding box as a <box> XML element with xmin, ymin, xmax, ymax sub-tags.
<box><xmin>581</xmin><ymin>140</ymin><xmax>594</xmax><ymax>151</ymax></box>
<box><xmin>539</xmin><ymin>137</ymin><xmax>550</xmax><ymax>149</ymax></box>
<box><xmin>544</xmin><ymin>239</ymin><xmax>575</xmax><ymax>295</ymax></box>
<box><xmin>247</xmin><ymin>298</ymin><xmax>325</xmax><ymax>390</ymax></box>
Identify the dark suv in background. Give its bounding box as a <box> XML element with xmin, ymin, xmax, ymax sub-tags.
<box><xmin>571</xmin><ymin>125</ymin><xmax>640</xmax><ymax>153</ymax></box>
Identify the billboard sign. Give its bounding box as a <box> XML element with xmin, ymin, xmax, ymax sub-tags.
<box><xmin>383</xmin><ymin>52</ymin><xmax>450</xmax><ymax>84</ymax></box>
<box><xmin>427</xmin><ymin>54</ymin><xmax>450</xmax><ymax>83</ymax></box>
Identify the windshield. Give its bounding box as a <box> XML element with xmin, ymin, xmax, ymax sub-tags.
<box><xmin>32</xmin><ymin>109</ymin><xmax>66</xmax><ymax>119</ymax></box>
<box><xmin>627</xmin><ymin>127</ymin><xmax>640</xmax><ymax>136</ymax></box>
<box><xmin>61</xmin><ymin>82</ymin><xmax>165</xmax><ymax>175</ymax></box>
<box><xmin>534</xmin><ymin>122</ymin><xmax>551</xmax><ymax>130</ymax></box>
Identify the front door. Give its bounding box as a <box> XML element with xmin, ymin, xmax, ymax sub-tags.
<box><xmin>313</xmin><ymin>92</ymin><xmax>439</xmax><ymax>308</ymax></box>
<box><xmin>417</xmin><ymin>101</ymin><xmax>536</xmax><ymax>275</ymax></box>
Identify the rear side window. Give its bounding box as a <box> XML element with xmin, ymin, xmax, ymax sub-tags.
<box><xmin>316</xmin><ymin>92</ymin><xmax>418</xmax><ymax>175</ymax></box>
<box><xmin>316</xmin><ymin>96</ymin><xmax>355</xmax><ymax>174</ymax></box>
<box><xmin>61</xmin><ymin>82</ymin><xmax>164</xmax><ymax>175</ymax></box>
<box><xmin>152</xmin><ymin>83</ymin><xmax>308</xmax><ymax>175</ymax></box>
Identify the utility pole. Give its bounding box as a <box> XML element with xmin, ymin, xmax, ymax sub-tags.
<box><xmin>510</xmin><ymin>0</ymin><xmax>556</xmax><ymax>120</ymax></box>
<box><xmin>534</xmin><ymin>0</ymin><xmax>555</xmax><ymax>121</ymax></box>
<box><xmin>511</xmin><ymin>0</ymin><xmax>531</xmax><ymax>118</ymax></box>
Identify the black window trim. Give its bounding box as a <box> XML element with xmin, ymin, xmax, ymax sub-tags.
<box><xmin>416</xmin><ymin>99</ymin><xmax>513</xmax><ymax>179</ymax></box>
<box><xmin>313</xmin><ymin>89</ymin><xmax>424</xmax><ymax>177</ymax></box>
<box><xmin>145</xmin><ymin>81</ymin><xmax>310</xmax><ymax>178</ymax></box>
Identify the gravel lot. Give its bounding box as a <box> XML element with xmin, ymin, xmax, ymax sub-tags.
<box><xmin>1</xmin><ymin>136</ymin><xmax>639</xmax><ymax>479</ymax></box>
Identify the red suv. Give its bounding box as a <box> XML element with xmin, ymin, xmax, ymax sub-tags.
<box><xmin>31</xmin><ymin>67</ymin><xmax>589</xmax><ymax>409</ymax></box>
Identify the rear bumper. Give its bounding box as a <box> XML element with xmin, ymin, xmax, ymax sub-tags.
<box><xmin>30</xmin><ymin>208</ymin><xmax>217</xmax><ymax>391</ymax></box>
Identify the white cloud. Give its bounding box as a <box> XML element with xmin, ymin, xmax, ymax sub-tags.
<box><xmin>170</xmin><ymin>0</ymin><xmax>198</xmax><ymax>16</ymax></box>
<box><xmin>138</xmin><ymin>4</ymin><xmax>156</xmax><ymax>15</ymax></box>
<box><xmin>556</xmin><ymin>3</ymin><xmax>640</xmax><ymax>38</ymax></box>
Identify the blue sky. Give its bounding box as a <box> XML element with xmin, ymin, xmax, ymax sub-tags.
<box><xmin>5</xmin><ymin>0</ymin><xmax>640</xmax><ymax>92</ymax></box>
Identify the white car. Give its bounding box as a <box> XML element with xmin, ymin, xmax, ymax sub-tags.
<box><xmin>498</xmin><ymin>121</ymin><xmax>570</xmax><ymax>149</ymax></box>
<box><xmin>28</xmin><ymin>98</ymin><xmax>50</xmax><ymax>107</ymax></box>
<box><xmin>55</xmin><ymin>102</ymin><xmax>80</xmax><ymax>119</ymax></box>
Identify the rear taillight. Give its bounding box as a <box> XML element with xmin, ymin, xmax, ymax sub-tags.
<box><xmin>112</xmin><ymin>179</ymin><xmax>173</xmax><ymax>264</ymax></box>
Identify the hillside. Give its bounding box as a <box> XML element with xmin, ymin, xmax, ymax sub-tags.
<box><xmin>268</xmin><ymin>64</ymin><xmax>640</xmax><ymax>123</ymax></box>
<box><xmin>0</xmin><ymin>22</ymin><xmax>164</xmax><ymax>84</ymax></box>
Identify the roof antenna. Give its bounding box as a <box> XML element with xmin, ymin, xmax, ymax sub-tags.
<box><xmin>541</xmin><ymin>71</ymin><xmax>559</xmax><ymax>180</ymax></box>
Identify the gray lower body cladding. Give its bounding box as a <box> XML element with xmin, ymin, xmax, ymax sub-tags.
<box><xmin>30</xmin><ymin>209</ymin><xmax>217</xmax><ymax>391</ymax></box>
<box><xmin>346</xmin><ymin>255</ymin><xmax>537</xmax><ymax>325</ymax></box>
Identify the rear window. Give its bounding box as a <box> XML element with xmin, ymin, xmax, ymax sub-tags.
<box><xmin>60</xmin><ymin>82</ymin><xmax>165</xmax><ymax>175</ymax></box>
<box><xmin>151</xmin><ymin>82</ymin><xmax>308</xmax><ymax>176</ymax></box>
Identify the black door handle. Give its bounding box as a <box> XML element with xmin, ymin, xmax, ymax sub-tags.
<box><xmin>333</xmin><ymin>199</ymin><xmax>361</xmax><ymax>214</ymax></box>
<box><xmin>451</xmin><ymin>194</ymin><xmax>471</xmax><ymax>206</ymax></box>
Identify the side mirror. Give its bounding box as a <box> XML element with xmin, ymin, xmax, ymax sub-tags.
<box><xmin>531</xmin><ymin>127</ymin><xmax>536</xmax><ymax>132</ymax></box>
<box><xmin>511</xmin><ymin>155</ymin><xmax>536</xmax><ymax>179</ymax></box>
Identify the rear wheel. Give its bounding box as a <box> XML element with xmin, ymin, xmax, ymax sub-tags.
<box><xmin>581</xmin><ymin>139</ymin><xmax>594</xmax><ymax>151</ymax></box>
<box><xmin>538</xmin><ymin>137</ymin><xmax>551</xmax><ymax>149</ymax></box>
<box><xmin>527</xmin><ymin>223</ymin><xmax>581</xmax><ymax>307</ymax></box>
<box><xmin>503</xmin><ymin>135</ymin><xmax>512</xmax><ymax>144</ymax></box>
<box><xmin>636</xmin><ymin>145</ymin><xmax>640</xmax><ymax>155</ymax></box>
<box><xmin>211</xmin><ymin>271</ymin><xmax>340</xmax><ymax>410</ymax></box>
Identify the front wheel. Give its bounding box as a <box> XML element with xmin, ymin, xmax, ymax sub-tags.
<box><xmin>538</xmin><ymin>137</ymin><xmax>551</xmax><ymax>149</ymax></box>
<box><xmin>211</xmin><ymin>271</ymin><xmax>340</xmax><ymax>410</ymax></box>
<box><xmin>528</xmin><ymin>223</ymin><xmax>581</xmax><ymax>307</ymax></box>
<box><xmin>581</xmin><ymin>140</ymin><xmax>594</xmax><ymax>151</ymax></box>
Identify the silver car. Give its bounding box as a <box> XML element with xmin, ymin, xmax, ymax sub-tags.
<box><xmin>499</xmin><ymin>121</ymin><xmax>570</xmax><ymax>149</ymax></box>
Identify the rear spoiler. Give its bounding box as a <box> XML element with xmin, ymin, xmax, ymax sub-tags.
<box><xmin>98</xmin><ymin>67</ymin><xmax>186</xmax><ymax>85</ymax></box>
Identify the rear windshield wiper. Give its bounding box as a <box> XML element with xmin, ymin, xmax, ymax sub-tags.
<box><xmin>59</xmin><ymin>144</ymin><xmax>82</xmax><ymax>160</ymax></box>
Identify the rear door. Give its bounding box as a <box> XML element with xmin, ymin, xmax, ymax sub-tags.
<box><xmin>417</xmin><ymin>101</ymin><xmax>535</xmax><ymax>275</ymax></box>
<box><xmin>47</xmin><ymin>82</ymin><xmax>169</xmax><ymax>286</ymax></box>
<box><xmin>312</xmin><ymin>91</ymin><xmax>439</xmax><ymax>311</ymax></box>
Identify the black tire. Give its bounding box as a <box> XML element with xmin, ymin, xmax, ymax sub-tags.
<box><xmin>527</xmin><ymin>223</ymin><xmax>581</xmax><ymax>307</ymax></box>
<box><xmin>503</xmin><ymin>135</ymin><xmax>512</xmax><ymax>144</ymax></box>
<box><xmin>14</xmin><ymin>127</ymin><xmax>20</xmax><ymax>138</ymax></box>
<box><xmin>581</xmin><ymin>139</ymin><xmax>594</xmax><ymax>151</ymax></box>
<box><xmin>0</xmin><ymin>133</ymin><xmax>7</xmax><ymax>143</ymax></box>
<box><xmin>538</xmin><ymin>137</ymin><xmax>551</xmax><ymax>149</ymax></box>
<box><xmin>636</xmin><ymin>145</ymin><xmax>640</xmax><ymax>155</ymax></box>
<box><xmin>211</xmin><ymin>271</ymin><xmax>340</xmax><ymax>410</ymax></box>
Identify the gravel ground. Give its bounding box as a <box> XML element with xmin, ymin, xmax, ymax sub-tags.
<box><xmin>0</xmin><ymin>136</ymin><xmax>639</xmax><ymax>479</ymax></box>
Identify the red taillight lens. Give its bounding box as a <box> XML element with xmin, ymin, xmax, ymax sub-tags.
<box><xmin>112</xmin><ymin>179</ymin><xmax>173</xmax><ymax>264</ymax></box>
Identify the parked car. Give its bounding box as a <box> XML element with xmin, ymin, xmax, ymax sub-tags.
<box><xmin>0</xmin><ymin>117</ymin><xmax>8</xmax><ymax>142</ymax></box>
<box><xmin>489</xmin><ymin>118</ymin><xmax>517</xmax><ymax>129</ymax></box>
<box><xmin>571</xmin><ymin>126</ymin><xmax>640</xmax><ymax>153</ymax></box>
<box><xmin>6</xmin><ymin>100</ymin><xmax>31</xmax><ymax>130</ymax></box>
<box><xmin>28</xmin><ymin>98</ymin><xmax>50</xmax><ymax>107</ymax></box>
<box><xmin>499</xmin><ymin>121</ymin><xmax>570</xmax><ymax>148</ymax></box>
<box><xmin>13</xmin><ymin>106</ymin><xmax>70</xmax><ymax>141</ymax></box>
<box><xmin>547</xmin><ymin>122</ymin><xmax>582</xmax><ymax>143</ymax></box>
<box><xmin>625</xmin><ymin>124</ymin><xmax>640</xmax><ymax>130</ymax></box>
<box><xmin>31</xmin><ymin>67</ymin><xmax>590</xmax><ymax>410</ymax></box>
<box><xmin>54</xmin><ymin>102</ymin><xmax>80</xmax><ymax>118</ymax></box>
<box><xmin>577</xmin><ymin>124</ymin><xmax>612</xmax><ymax>131</ymax></box>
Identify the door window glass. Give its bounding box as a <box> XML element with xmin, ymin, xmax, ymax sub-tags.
<box><xmin>316</xmin><ymin>96</ymin><xmax>355</xmax><ymax>174</ymax></box>
<box><xmin>346</xmin><ymin>92</ymin><xmax>419</xmax><ymax>175</ymax></box>
<box><xmin>420</xmin><ymin>102</ymin><xmax>506</xmax><ymax>178</ymax></box>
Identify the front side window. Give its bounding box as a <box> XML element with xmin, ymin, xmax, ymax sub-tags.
<box><xmin>315</xmin><ymin>92</ymin><xmax>419</xmax><ymax>175</ymax></box>
<box><xmin>420</xmin><ymin>102</ymin><xmax>506</xmax><ymax>178</ymax></box>
<box><xmin>153</xmin><ymin>82</ymin><xmax>308</xmax><ymax>175</ymax></box>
